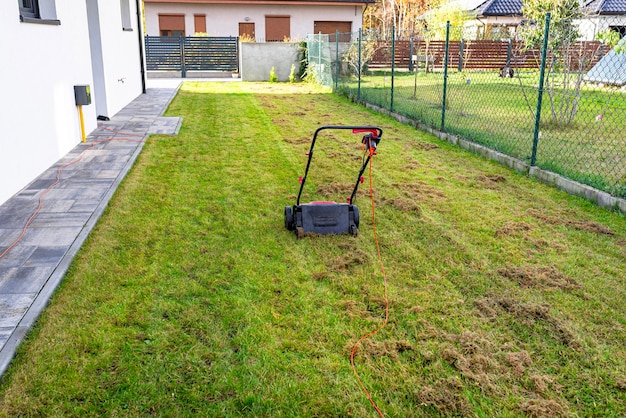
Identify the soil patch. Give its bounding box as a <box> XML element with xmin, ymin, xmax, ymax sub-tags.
<box><xmin>505</xmin><ymin>351</ymin><xmax>532</xmax><ymax>376</ymax></box>
<box><xmin>328</xmin><ymin>248</ymin><xmax>370</xmax><ymax>272</ymax></box>
<box><xmin>528</xmin><ymin>209</ymin><xmax>614</xmax><ymax>235</ymax></box>
<box><xmin>403</xmin><ymin>159</ymin><xmax>421</xmax><ymax>170</ymax></box>
<box><xmin>284</xmin><ymin>137</ymin><xmax>311</xmax><ymax>145</ymax></box>
<box><xmin>495</xmin><ymin>221</ymin><xmax>532</xmax><ymax>237</ymax></box>
<box><xmin>494</xmin><ymin>297</ymin><xmax>579</xmax><ymax>348</ymax></box>
<box><xmin>404</xmin><ymin>142</ymin><xmax>440</xmax><ymax>151</ymax></box>
<box><xmin>498</xmin><ymin>265</ymin><xmax>583</xmax><ymax>292</ymax></box>
<box><xmin>475</xmin><ymin>174</ymin><xmax>507</xmax><ymax>189</ymax></box>
<box><xmin>440</xmin><ymin>330</ymin><xmax>498</xmax><ymax>390</ymax></box>
<box><xmin>380</xmin><ymin>197</ymin><xmax>422</xmax><ymax>215</ymax></box>
<box><xmin>520</xmin><ymin>398</ymin><xmax>568</xmax><ymax>417</ymax></box>
<box><xmin>416</xmin><ymin>377</ymin><xmax>472</xmax><ymax>416</ymax></box>
<box><xmin>392</xmin><ymin>182</ymin><xmax>447</xmax><ymax>201</ymax></box>
<box><xmin>349</xmin><ymin>338</ymin><xmax>413</xmax><ymax>360</ymax></box>
<box><xmin>317</xmin><ymin>182</ymin><xmax>354</xmax><ymax>197</ymax></box>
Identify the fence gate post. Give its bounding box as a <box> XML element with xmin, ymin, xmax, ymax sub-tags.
<box><xmin>441</xmin><ymin>21</ymin><xmax>451</xmax><ymax>131</ymax></box>
<box><xmin>180</xmin><ymin>36</ymin><xmax>186</xmax><ymax>78</ymax></box>
<box><xmin>531</xmin><ymin>13</ymin><xmax>551</xmax><ymax>167</ymax></box>
<box><xmin>391</xmin><ymin>26</ymin><xmax>396</xmax><ymax>112</ymax></box>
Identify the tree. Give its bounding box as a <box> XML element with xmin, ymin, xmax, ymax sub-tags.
<box><xmin>363</xmin><ymin>0</ymin><xmax>430</xmax><ymax>38</ymax></box>
<box><xmin>519</xmin><ymin>0</ymin><xmax>589</xmax><ymax>126</ymax></box>
<box><xmin>422</xmin><ymin>0</ymin><xmax>475</xmax><ymax>41</ymax></box>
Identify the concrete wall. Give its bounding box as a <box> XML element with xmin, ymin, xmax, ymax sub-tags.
<box><xmin>240</xmin><ymin>43</ymin><xmax>301</xmax><ymax>81</ymax></box>
<box><xmin>0</xmin><ymin>0</ymin><xmax>145</xmax><ymax>205</ymax></box>
<box><xmin>144</xmin><ymin>2</ymin><xmax>364</xmax><ymax>40</ymax></box>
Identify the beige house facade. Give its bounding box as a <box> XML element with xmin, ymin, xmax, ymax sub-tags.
<box><xmin>143</xmin><ymin>0</ymin><xmax>374</xmax><ymax>41</ymax></box>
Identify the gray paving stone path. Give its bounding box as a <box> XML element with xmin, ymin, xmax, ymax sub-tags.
<box><xmin>0</xmin><ymin>86</ymin><xmax>182</xmax><ymax>377</ymax></box>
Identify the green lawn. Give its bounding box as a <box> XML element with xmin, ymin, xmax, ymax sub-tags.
<box><xmin>0</xmin><ymin>82</ymin><xmax>624</xmax><ymax>416</ymax></box>
<box><xmin>339</xmin><ymin>70</ymin><xmax>626</xmax><ymax>197</ymax></box>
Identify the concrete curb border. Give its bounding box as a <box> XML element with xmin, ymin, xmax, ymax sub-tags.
<box><xmin>364</xmin><ymin>102</ymin><xmax>626</xmax><ymax>216</ymax></box>
<box><xmin>0</xmin><ymin>87</ymin><xmax>181</xmax><ymax>379</ymax></box>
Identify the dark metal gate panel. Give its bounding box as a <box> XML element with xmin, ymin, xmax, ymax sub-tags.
<box><xmin>145</xmin><ymin>36</ymin><xmax>239</xmax><ymax>76</ymax></box>
<box><xmin>145</xmin><ymin>36</ymin><xmax>183</xmax><ymax>71</ymax></box>
<box><xmin>183</xmin><ymin>37</ymin><xmax>238</xmax><ymax>71</ymax></box>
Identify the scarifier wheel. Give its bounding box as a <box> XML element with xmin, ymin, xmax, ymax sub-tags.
<box><xmin>353</xmin><ymin>205</ymin><xmax>360</xmax><ymax>228</ymax></box>
<box><xmin>284</xmin><ymin>206</ymin><xmax>294</xmax><ymax>230</ymax></box>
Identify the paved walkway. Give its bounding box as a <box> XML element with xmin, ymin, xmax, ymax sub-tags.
<box><xmin>0</xmin><ymin>84</ymin><xmax>183</xmax><ymax>377</ymax></box>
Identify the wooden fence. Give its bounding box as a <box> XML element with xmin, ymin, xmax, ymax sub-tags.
<box><xmin>369</xmin><ymin>39</ymin><xmax>608</xmax><ymax>71</ymax></box>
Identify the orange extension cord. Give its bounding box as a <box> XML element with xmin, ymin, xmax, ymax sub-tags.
<box><xmin>350</xmin><ymin>144</ymin><xmax>390</xmax><ymax>418</ymax></box>
<box><xmin>0</xmin><ymin>129</ymin><xmax>148</xmax><ymax>262</ymax></box>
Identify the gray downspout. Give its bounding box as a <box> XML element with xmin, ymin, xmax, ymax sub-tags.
<box><xmin>476</xmin><ymin>16</ymin><xmax>486</xmax><ymax>39</ymax></box>
<box><xmin>136</xmin><ymin>0</ymin><xmax>147</xmax><ymax>93</ymax></box>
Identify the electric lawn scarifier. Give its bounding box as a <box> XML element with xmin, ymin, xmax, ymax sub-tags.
<box><xmin>284</xmin><ymin>125</ymin><xmax>383</xmax><ymax>239</ymax></box>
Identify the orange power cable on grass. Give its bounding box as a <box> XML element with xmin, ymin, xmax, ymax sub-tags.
<box><xmin>350</xmin><ymin>148</ymin><xmax>390</xmax><ymax>418</ymax></box>
<box><xmin>0</xmin><ymin>129</ymin><xmax>149</xmax><ymax>262</ymax></box>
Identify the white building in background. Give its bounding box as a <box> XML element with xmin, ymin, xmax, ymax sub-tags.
<box><xmin>0</xmin><ymin>0</ymin><xmax>146</xmax><ymax>206</ymax></box>
<box><xmin>143</xmin><ymin>0</ymin><xmax>374</xmax><ymax>41</ymax></box>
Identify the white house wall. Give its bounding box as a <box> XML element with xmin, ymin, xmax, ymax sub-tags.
<box><xmin>0</xmin><ymin>1</ymin><xmax>145</xmax><ymax>206</ymax></box>
<box><xmin>96</xmin><ymin>1</ymin><xmax>145</xmax><ymax>117</ymax></box>
<box><xmin>577</xmin><ymin>16</ymin><xmax>626</xmax><ymax>41</ymax></box>
<box><xmin>144</xmin><ymin>3</ymin><xmax>365</xmax><ymax>39</ymax></box>
<box><xmin>1</xmin><ymin>1</ymin><xmax>96</xmax><ymax>206</ymax></box>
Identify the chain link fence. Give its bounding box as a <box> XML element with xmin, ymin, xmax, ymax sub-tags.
<box><xmin>307</xmin><ymin>14</ymin><xmax>626</xmax><ymax>200</ymax></box>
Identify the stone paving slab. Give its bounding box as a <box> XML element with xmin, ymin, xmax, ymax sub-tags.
<box><xmin>0</xmin><ymin>86</ymin><xmax>182</xmax><ymax>377</ymax></box>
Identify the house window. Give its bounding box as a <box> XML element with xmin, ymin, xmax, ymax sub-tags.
<box><xmin>19</xmin><ymin>0</ymin><xmax>38</xmax><ymax>18</ymax></box>
<box><xmin>120</xmin><ymin>0</ymin><xmax>132</xmax><ymax>31</ymax></box>
<box><xmin>18</xmin><ymin>0</ymin><xmax>60</xmax><ymax>25</ymax></box>
<box><xmin>194</xmin><ymin>14</ymin><xmax>206</xmax><ymax>34</ymax></box>
<box><xmin>239</xmin><ymin>22</ymin><xmax>255</xmax><ymax>41</ymax></box>
<box><xmin>265</xmin><ymin>16</ymin><xmax>290</xmax><ymax>42</ymax></box>
<box><xmin>159</xmin><ymin>14</ymin><xmax>185</xmax><ymax>37</ymax></box>
<box><xmin>313</xmin><ymin>21</ymin><xmax>352</xmax><ymax>42</ymax></box>
<box><xmin>609</xmin><ymin>26</ymin><xmax>626</xmax><ymax>38</ymax></box>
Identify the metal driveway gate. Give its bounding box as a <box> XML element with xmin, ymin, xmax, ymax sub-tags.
<box><xmin>145</xmin><ymin>36</ymin><xmax>239</xmax><ymax>77</ymax></box>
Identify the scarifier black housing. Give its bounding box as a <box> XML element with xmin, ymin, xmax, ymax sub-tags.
<box><xmin>284</xmin><ymin>126</ymin><xmax>383</xmax><ymax>239</ymax></box>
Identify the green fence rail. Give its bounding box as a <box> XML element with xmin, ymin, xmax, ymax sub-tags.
<box><xmin>307</xmin><ymin>15</ymin><xmax>626</xmax><ymax>200</ymax></box>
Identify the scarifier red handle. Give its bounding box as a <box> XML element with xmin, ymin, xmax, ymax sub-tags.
<box><xmin>352</xmin><ymin>128</ymin><xmax>379</xmax><ymax>138</ymax></box>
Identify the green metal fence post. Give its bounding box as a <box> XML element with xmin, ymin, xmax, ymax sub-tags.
<box><xmin>358</xmin><ymin>28</ymin><xmax>362</xmax><ymax>102</ymax></box>
<box><xmin>458</xmin><ymin>39</ymin><xmax>464</xmax><ymax>72</ymax></box>
<box><xmin>391</xmin><ymin>26</ymin><xmax>396</xmax><ymax>112</ymax></box>
<box><xmin>441</xmin><ymin>21</ymin><xmax>450</xmax><ymax>131</ymax></box>
<box><xmin>335</xmin><ymin>30</ymin><xmax>339</xmax><ymax>90</ymax></box>
<box><xmin>531</xmin><ymin>13</ymin><xmax>551</xmax><ymax>167</ymax></box>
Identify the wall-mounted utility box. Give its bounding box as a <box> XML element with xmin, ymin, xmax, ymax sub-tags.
<box><xmin>74</xmin><ymin>85</ymin><xmax>91</xmax><ymax>106</ymax></box>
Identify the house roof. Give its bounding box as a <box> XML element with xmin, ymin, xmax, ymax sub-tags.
<box><xmin>143</xmin><ymin>0</ymin><xmax>374</xmax><ymax>4</ymax></box>
<box><xmin>585</xmin><ymin>0</ymin><xmax>626</xmax><ymax>15</ymax></box>
<box><xmin>474</xmin><ymin>0</ymin><xmax>522</xmax><ymax>17</ymax></box>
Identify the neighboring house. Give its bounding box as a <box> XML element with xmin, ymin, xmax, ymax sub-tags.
<box><xmin>471</xmin><ymin>0</ymin><xmax>523</xmax><ymax>39</ymax></box>
<box><xmin>1</xmin><ymin>1</ymin><xmax>146</xmax><ymax>206</ymax></box>
<box><xmin>419</xmin><ymin>0</ymin><xmax>523</xmax><ymax>39</ymax></box>
<box><xmin>578</xmin><ymin>0</ymin><xmax>626</xmax><ymax>40</ymax></box>
<box><xmin>143</xmin><ymin>0</ymin><xmax>375</xmax><ymax>41</ymax></box>
<box><xmin>425</xmin><ymin>0</ymin><xmax>626</xmax><ymax>40</ymax></box>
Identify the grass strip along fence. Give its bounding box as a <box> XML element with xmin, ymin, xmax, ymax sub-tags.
<box><xmin>307</xmin><ymin>16</ymin><xmax>626</xmax><ymax>201</ymax></box>
<box><xmin>0</xmin><ymin>82</ymin><xmax>624</xmax><ymax>416</ymax></box>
